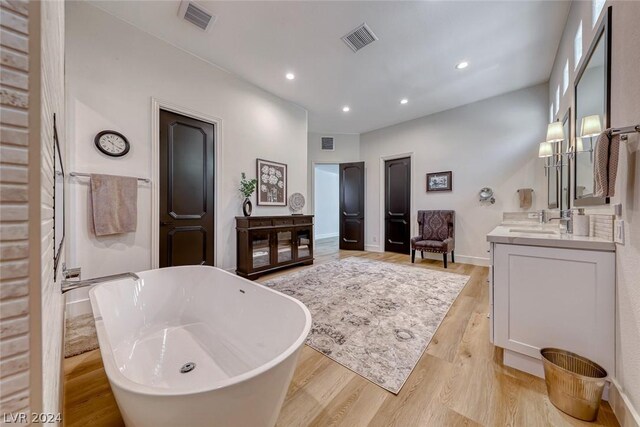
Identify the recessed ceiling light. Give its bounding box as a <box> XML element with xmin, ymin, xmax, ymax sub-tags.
<box><xmin>285</xmin><ymin>72</ymin><xmax>295</xmax><ymax>80</ymax></box>
<box><xmin>342</xmin><ymin>106</ymin><xmax>350</xmax><ymax>112</ymax></box>
<box><xmin>455</xmin><ymin>61</ymin><xmax>469</xmax><ymax>70</ymax></box>
<box><xmin>400</xmin><ymin>98</ymin><xmax>408</xmax><ymax>104</ymax></box>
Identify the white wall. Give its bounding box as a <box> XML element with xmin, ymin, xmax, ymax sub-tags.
<box><xmin>313</xmin><ymin>164</ymin><xmax>339</xmax><ymax>239</ymax></box>
<box><xmin>40</xmin><ymin>0</ymin><xmax>65</xmax><ymax>418</ymax></box>
<box><xmin>360</xmin><ymin>84</ymin><xmax>548</xmax><ymax>264</ymax></box>
<box><xmin>548</xmin><ymin>2</ymin><xmax>640</xmax><ymax>423</ymax></box>
<box><xmin>64</xmin><ymin>1</ymin><xmax>307</xmax><ymax>290</ymax></box>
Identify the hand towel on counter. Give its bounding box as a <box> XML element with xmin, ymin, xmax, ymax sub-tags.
<box><xmin>518</xmin><ymin>188</ymin><xmax>533</xmax><ymax>209</ymax></box>
<box><xmin>593</xmin><ymin>131</ymin><xmax>620</xmax><ymax>198</ymax></box>
<box><xmin>90</xmin><ymin>174</ymin><xmax>137</xmax><ymax>236</ymax></box>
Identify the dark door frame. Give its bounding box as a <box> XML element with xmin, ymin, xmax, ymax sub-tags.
<box><xmin>151</xmin><ymin>99</ymin><xmax>221</xmax><ymax>269</ymax></box>
<box><xmin>379</xmin><ymin>153</ymin><xmax>414</xmax><ymax>252</ymax></box>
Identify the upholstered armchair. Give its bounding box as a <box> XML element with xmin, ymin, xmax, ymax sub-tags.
<box><xmin>411</xmin><ymin>210</ymin><xmax>455</xmax><ymax>268</ymax></box>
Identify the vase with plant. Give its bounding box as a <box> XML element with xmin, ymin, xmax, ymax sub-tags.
<box><xmin>239</xmin><ymin>172</ymin><xmax>257</xmax><ymax>216</ymax></box>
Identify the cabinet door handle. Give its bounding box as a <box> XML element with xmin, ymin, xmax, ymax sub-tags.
<box><xmin>160</xmin><ymin>221</ymin><xmax>174</xmax><ymax>226</ymax></box>
<box><xmin>343</xmin><ymin>212</ymin><xmax>359</xmax><ymax>217</ymax></box>
<box><xmin>343</xmin><ymin>238</ymin><xmax>358</xmax><ymax>243</ymax></box>
<box><xmin>388</xmin><ymin>239</ymin><xmax>404</xmax><ymax>245</ymax></box>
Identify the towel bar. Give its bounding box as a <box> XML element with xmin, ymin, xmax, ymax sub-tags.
<box><xmin>70</xmin><ymin>172</ymin><xmax>150</xmax><ymax>183</ymax></box>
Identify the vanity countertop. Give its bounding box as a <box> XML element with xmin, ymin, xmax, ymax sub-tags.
<box><xmin>487</xmin><ymin>225</ymin><xmax>615</xmax><ymax>252</ymax></box>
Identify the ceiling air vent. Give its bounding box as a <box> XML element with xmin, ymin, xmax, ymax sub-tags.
<box><xmin>342</xmin><ymin>23</ymin><xmax>378</xmax><ymax>52</ymax></box>
<box><xmin>321</xmin><ymin>137</ymin><xmax>335</xmax><ymax>151</ymax></box>
<box><xmin>178</xmin><ymin>1</ymin><xmax>216</xmax><ymax>32</ymax></box>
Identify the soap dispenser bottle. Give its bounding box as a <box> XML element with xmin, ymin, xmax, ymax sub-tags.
<box><xmin>573</xmin><ymin>208</ymin><xmax>590</xmax><ymax>236</ymax></box>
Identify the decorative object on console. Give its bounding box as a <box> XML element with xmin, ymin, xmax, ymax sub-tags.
<box><xmin>426</xmin><ymin>171</ymin><xmax>452</xmax><ymax>192</ymax></box>
<box><xmin>517</xmin><ymin>188</ymin><xmax>533</xmax><ymax>209</ymax></box>
<box><xmin>479</xmin><ymin>187</ymin><xmax>495</xmax><ymax>204</ymax></box>
<box><xmin>288</xmin><ymin>192</ymin><xmax>305</xmax><ymax>215</ymax></box>
<box><xmin>257</xmin><ymin>159</ymin><xmax>287</xmax><ymax>206</ymax></box>
<box><xmin>94</xmin><ymin>130</ymin><xmax>130</xmax><ymax>157</ymax></box>
<box><xmin>239</xmin><ymin>172</ymin><xmax>257</xmax><ymax>217</ymax></box>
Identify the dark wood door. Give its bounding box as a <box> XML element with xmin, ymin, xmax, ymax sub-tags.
<box><xmin>339</xmin><ymin>162</ymin><xmax>365</xmax><ymax>251</ymax></box>
<box><xmin>159</xmin><ymin>110</ymin><xmax>215</xmax><ymax>267</ymax></box>
<box><xmin>385</xmin><ymin>157</ymin><xmax>411</xmax><ymax>254</ymax></box>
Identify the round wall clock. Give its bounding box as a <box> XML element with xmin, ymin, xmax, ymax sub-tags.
<box><xmin>94</xmin><ymin>130</ymin><xmax>130</xmax><ymax>157</ymax></box>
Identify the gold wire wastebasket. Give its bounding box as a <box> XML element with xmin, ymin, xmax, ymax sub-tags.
<box><xmin>540</xmin><ymin>348</ymin><xmax>608</xmax><ymax>422</ymax></box>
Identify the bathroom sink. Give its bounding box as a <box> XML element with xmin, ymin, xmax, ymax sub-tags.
<box><xmin>508</xmin><ymin>228</ymin><xmax>558</xmax><ymax>235</ymax></box>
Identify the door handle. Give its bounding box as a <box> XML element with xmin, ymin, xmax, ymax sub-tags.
<box><xmin>342</xmin><ymin>238</ymin><xmax>358</xmax><ymax>243</ymax></box>
<box><xmin>342</xmin><ymin>212</ymin><xmax>359</xmax><ymax>217</ymax></box>
<box><xmin>388</xmin><ymin>239</ymin><xmax>404</xmax><ymax>245</ymax></box>
<box><xmin>387</xmin><ymin>211</ymin><xmax>404</xmax><ymax>217</ymax></box>
<box><xmin>160</xmin><ymin>221</ymin><xmax>174</xmax><ymax>226</ymax></box>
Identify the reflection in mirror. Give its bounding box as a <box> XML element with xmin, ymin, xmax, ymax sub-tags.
<box><xmin>548</xmin><ymin>151</ymin><xmax>558</xmax><ymax>209</ymax></box>
<box><xmin>561</xmin><ymin>110</ymin><xmax>571</xmax><ymax>210</ymax></box>
<box><xmin>53</xmin><ymin>114</ymin><xmax>65</xmax><ymax>279</ymax></box>
<box><xmin>574</xmin><ymin>8</ymin><xmax>609</xmax><ymax>206</ymax></box>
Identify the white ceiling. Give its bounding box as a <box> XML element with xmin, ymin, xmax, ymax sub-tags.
<box><xmin>90</xmin><ymin>1</ymin><xmax>570</xmax><ymax>134</ymax></box>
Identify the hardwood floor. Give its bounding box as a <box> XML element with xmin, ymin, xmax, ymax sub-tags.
<box><xmin>63</xmin><ymin>251</ymin><xmax>619</xmax><ymax>427</ymax></box>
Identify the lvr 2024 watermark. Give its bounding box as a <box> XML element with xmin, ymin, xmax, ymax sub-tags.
<box><xmin>3</xmin><ymin>413</ymin><xmax>62</xmax><ymax>424</ymax></box>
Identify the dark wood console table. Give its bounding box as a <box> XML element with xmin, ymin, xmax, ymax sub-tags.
<box><xmin>236</xmin><ymin>215</ymin><xmax>314</xmax><ymax>280</ymax></box>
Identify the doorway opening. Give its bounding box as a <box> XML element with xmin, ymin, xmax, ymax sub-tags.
<box><xmin>314</xmin><ymin>164</ymin><xmax>339</xmax><ymax>256</ymax></box>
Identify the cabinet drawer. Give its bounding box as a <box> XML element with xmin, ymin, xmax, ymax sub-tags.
<box><xmin>273</xmin><ymin>218</ymin><xmax>294</xmax><ymax>226</ymax></box>
<box><xmin>293</xmin><ymin>217</ymin><xmax>312</xmax><ymax>225</ymax></box>
<box><xmin>249</xmin><ymin>219</ymin><xmax>273</xmax><ymax>227</ymax></box>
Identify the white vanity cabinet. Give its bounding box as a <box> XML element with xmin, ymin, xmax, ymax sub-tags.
<box><xmin>489</xmin><ymin>238</ymin><xmax>615</xmax><ymax>379</ymax></box>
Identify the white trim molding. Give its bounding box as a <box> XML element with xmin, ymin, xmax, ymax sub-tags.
<box><xmin>610</xmin><ymin>378</ymin><xmax>640</xmax><ymax>427</ymax></box>
<box><xmin>150</xmin><ymin>98</ymin><xmax>223</xmax><ymax>269</ymax></box>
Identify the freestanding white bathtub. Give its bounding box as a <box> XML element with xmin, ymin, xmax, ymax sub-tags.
<box><xmin>88</xmin><ymin>265</ymin><xmax>311</xmax><ymax>427</ymax></box>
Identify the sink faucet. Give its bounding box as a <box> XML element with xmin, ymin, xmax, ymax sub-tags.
<box><xmin>538</xmin><ymin>209</ymin><xmax>573</xmax><ymax>233</ymax></box>
<box><xmin>61</xmin><ymin>265</ymin><xmax>140</xmax><ymax>294</ymax></box>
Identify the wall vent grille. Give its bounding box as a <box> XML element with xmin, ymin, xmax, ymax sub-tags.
<box><xmin>321</xmin><ymin>137</ymin><xmax>335</xmax><ymax>151</ymax></box>
<box><xmin>342</xmin><ymin>23</ymin><xmax>378</xmax><ymax>52</ymax></box>
<box><xmin>178</xmin><ymin>1</ymin><xmax>216</xmax><ymax>32</ymax></box>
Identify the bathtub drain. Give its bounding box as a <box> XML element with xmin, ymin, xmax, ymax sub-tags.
<box><xmin>180</xmin><ymin>362</ymin><xmax>196</xmax><ymax>374</ymax></box>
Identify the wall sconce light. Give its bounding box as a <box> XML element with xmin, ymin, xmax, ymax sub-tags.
<box><xmin>546</xmin><ymin>121</ymin><xmax>565</xmax><ymax>143</ymax></box>
<box><xmin>578</xmin><ymin>114</ymin><xmax>602</xmax><ymax>162</ymax></box>
<box><xmin>539</xmin><ymin>142</ymin><xmax>556</xmax><ymax>176</ymax></box>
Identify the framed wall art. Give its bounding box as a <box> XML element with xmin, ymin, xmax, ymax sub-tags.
<box><xmin>257</xmin><ymin>159</ymin><xmax>287</xmax><ymax>206</ymax></box>
<box><xmin>426</xmin><ymin>171</ymin><xmax>452</xmax><ymax>192</ymax></box>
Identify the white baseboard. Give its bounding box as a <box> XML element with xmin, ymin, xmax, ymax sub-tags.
<box><xmin>65</xmin><ymin>298</ymin><xmax>92</xmax><ymax>318</ymax></box>
<box><xmin>610</xmin><ymin>378</ymin><xmax>640</xmax><ymax>427</ymax></box>
<box><xmin>362</xmin><ymin>245</ymin><xmax>489</xmax><ymax>267</ymax></box>
<box><xmin>416</xmin><ymin>251</ymin><xmax>490</xmax><ymax>267</ymax></box>
<box><xmin>316</xmin><ymin>232</ymin><xmax>339</xmax><ymax>240</ymax></box>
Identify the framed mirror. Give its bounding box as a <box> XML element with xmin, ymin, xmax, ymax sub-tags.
<box><xmin>560</xmin><ymin>109</ymin><xmax>571</xmax><ymax>210</ymax></box>
<box><xmin>573</xmin><ymin>6</ymin><xmax>610</xmax><ymax>206</ymax></box>
<box><xmin>53</xmin><ymin>114</ymin><xmax>65</xmax><ymax>280</ymax></box>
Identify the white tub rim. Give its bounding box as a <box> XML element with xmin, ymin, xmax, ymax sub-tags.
<box><xmin>89</xmin><ymin>265</ymin><xmax>311</xmax><ymax>397</ymax></box>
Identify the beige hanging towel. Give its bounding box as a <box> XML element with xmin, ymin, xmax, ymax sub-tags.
<box><xmin>90</xmin><ymin>174</ymin><xmax>137</xmax><ymax>236</ymax></box>
<box><xmin>593</xmin><ymin>131</ymin><xmax>620</xmax><ymax>198</ymax></box>
<box><xmin>518</xmin><ymin>188</ymin><xmax>533</xmax><ymax>209</ymax></box>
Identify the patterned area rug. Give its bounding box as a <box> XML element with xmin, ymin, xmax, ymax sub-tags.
<box><xmin>264</xmin><ymin>257</ymin><xmax>470</xmax><ymax>394</ymax></box>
